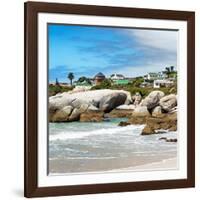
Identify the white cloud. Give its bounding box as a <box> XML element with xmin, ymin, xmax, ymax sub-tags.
<box><xmin>105</xmin><ymin>28</ymin><xmax>178</xmax><ymax>78</ymax></box>
<box><xmin>128</xmin><ymin>29</ymin><xmax>178</xmax><ymax>53</ymax></box>
<box><xmin>108</xmin><ymin>60</ymin><xmax>177</xmax><ymax>78</ymax></box>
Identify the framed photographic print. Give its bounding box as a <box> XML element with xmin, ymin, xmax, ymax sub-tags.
<box><xmin>24</xmin><ymin>1</ymin><xmax>195</xmax><ymax>198</ymax></box>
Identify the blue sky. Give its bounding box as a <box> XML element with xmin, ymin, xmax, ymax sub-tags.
<box><xmin>48</xmin><ymin>24</ymin><xmax>177</xmax><ymax>83</ymax></box>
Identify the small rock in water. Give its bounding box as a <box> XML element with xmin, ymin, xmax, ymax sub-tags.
<box><xmin>166</xmin><ymin>138</ymin><xmax>177</xmax><ymax>143</ymax></box>
<box><xmin>118</xmin><ymin>121</ymin><xmax>131</xmax><ymax>127</ymax></box>
<box><xmin>141</xmin><ymin>125</ymin><xmax>154</xmax><ymax>135</ymax></box>
<box><xmin>158</xmin><ymin>137</ymin><xmax>177</xmax><ymax>142</ymax></box>
<box><xmin>155</xmin><ymin>129</ymin><xmax>168</xmax><ymax>134</ymax></box>
<box><xmin>159</xmin><ymin>137</ymin><xmax>167</xmax><ymax>140</ymax></box>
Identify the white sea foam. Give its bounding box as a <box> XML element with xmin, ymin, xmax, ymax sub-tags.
<box><xmin>49</xmin><ymin>119</ymin><xmax>178</xmax><ymax>174</ymax></box>
<box><xmin>49</xmin><ymin>125</ymin><xmax>145</xmax><ymax>141</ymax></box>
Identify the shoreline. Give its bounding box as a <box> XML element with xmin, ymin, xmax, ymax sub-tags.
<box><xmin>107</xmin><ymin>157</ymin><xmax>177</xmax><ymax>173</ymax></box>
<box><xmin>49</xmin><ymin>120</ymin><xmax>177</xmax><ymax>175</ymax></box>
<box><xmin>49</xmin><ymin>156</ymin><xmax>178</xmax><ymax>176</ymax></box>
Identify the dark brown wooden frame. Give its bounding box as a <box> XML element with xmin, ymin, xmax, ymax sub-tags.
<box><xmin>24</xmin><ymin>1</ymin><xmax>195</xmax><ymax>198</ymax></box>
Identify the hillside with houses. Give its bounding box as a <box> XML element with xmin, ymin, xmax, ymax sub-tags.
<box><xmin>49</xmin><ymin>66</ymin><xmax>177</xmax><ymax>97</ymax></box>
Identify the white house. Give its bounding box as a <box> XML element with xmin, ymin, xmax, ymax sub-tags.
<box><xmin>140</xmin><ymin>82</ymin><xmax>152</xmax><ymax>88</ymax></box>
<box><xmin>110</xmin><ymin>74</ymin><xmax>125</xmax><ymax>80</ymax></box>
<box><xmin>153</xmin><ymin>79</ymin><xmax>174</xmax><ymax>88</ymax></box>
<box><xmin>144</xmin><ymin>72</ymin><xmax>167</xmax><ymax>80</ymax></box>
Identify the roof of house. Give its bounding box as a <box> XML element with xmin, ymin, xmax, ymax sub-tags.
<box><xmin>111</xmin><ymin>74</ymin><xmax>124</xmax><ymax>78</ymax></box>
<box><xmin>94</xmin><ymin>72</ymin><xmax>105</xmax><ymax>78</ymax></box>
<box><xmin>148</xmin><ymin>72</ymin><xmax>159</xmax><ymax>75</ymax></box>
<box><xmin>114</xmin><ymin>79</ymin><xmax>129</xmax><ymax>85</ymax></box>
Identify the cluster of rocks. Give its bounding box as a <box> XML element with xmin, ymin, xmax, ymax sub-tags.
<box><xmin>121</xmin><ymin>91</ymin><xmax>177</xmax><ymax>135</ymax></box>
<box><xmin>141</xmin><ymin>112</ymin><xmax>177</xmax><ymax>135</ymax></box>
<box><xmin>49</xmin><ymin>89</ymin><xmax>132</xmax><ymax>122</ymax></box>
<box><xmin>49</xmin><ymin>89</ymin><xmax>177</xmax><ymax>136</ymax></box>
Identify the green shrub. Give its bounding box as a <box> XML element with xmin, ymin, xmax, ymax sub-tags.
<box><xmin>91</xmin><ymin>79</ymin><xmax>112</xmax><ymax>90</ymax></box>
<box><xmin>77</xmin><ymin>76</ymin><xmax>92</xmax><ymax>84</ymax></box>
<box><xmin>131</xmin><ymin>77</ymin><xmax>144</xmax><ymax>87</ymax></box>
<box><xmin>49</xmin><ymin>84</ymin><xmax>74</xmax><ymax>96</ymax></box>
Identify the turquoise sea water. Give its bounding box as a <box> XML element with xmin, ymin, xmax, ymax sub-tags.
<box><xmin>49</xmin><ymin>118</ymin><xmax>177</xmax><ymax>174</ymax></box>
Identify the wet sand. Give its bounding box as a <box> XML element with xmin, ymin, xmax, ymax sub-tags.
<box><xmin>49</xmin><ymin>155</ymin><xmax>177</xmax><ymax>175</ymax></box>
<box><xmin>108</xmin><ymin>157</ymin><xmax>177</xmax><ymax>172</ymax></box>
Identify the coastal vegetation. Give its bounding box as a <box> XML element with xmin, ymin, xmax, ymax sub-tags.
<box><xmin>49</xmin><ymin>75</ymin><xmax>177</xmax><ymax>97</ymax></box>
<box><xmin>49</xmin><ymin>82</ymin><xmax>176</xmax><ymax>97</ymax></box>
<box><xmin>77</xmin><ymin>76</ymin><xmax>92</xmax><ymax>84</ymax></box>
<box><xmin>49</xmin><ymin>84</ymin><xmax>74</xmax><ymax>96</ymax></box>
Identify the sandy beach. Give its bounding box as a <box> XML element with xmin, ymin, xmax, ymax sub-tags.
<box><xmin>49</xmin><ymin>156</ymin><xmax>177</xmax><ymax>175</ymax></box>
<box><xmin>107</xmin><ymin>157</ymin><xmax>177</xmax><ymax>173</ymax></box>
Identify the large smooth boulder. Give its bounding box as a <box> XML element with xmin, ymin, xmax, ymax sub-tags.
<box><xmin>99</xmin><ymin>93</ymin><xmax>127</xmax><ymax>112</ymax></box>
<box><xmin>152</xmin><ymin>106</ymin><xmax>164</xmax><ymax>117</ymax></box>
<box><xmin>68</xmin><ymin>108</ymin><xmax>80</xmax><ymax>121</ymax></box>
<box><xmin>140</xmin><ymin>91</ymin><xmax>165</xmax><ymax>110</ymax></box>
<box><xmin>68</xmin><ymin>104</ymin><xmax>89</xmax><ymax>121</ymax></box>
<box><xmin>71</xmin><ymin>99</ymin><xmax>88</xmax><ymax>108</ymax></box>
<box><xmin>79</xmin><ymin>103</ymin><xmax>89</xmax><ymax>113</ymax></box>
<box><xmin>49</xmin><ymin>95</ymin><xmax>74</xmax><ymax>112</ymax></box>
<box><xmin>159</xmin><ymin>94</ymin><xmax>177</xmax><ymax>112</ymax></box>
<box><xmin>49</xmin><ymin>89</ymin><xmax>132</xmax><ymax>122</ymax></box>
<box><xmin>50</xmin><ymin>105</ymin><xmax>73</xmax><ymax>122</ymax></box>
<box><xmin>49</xmin><ymin>89</ymin><xmax>131</xmax><ymax>111</ymax></box>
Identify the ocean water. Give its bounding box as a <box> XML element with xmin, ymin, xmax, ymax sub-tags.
<box><xmin>49</xmin><ymin>118</ymin><xmax>177</xmax><ymax>174</ymax></box>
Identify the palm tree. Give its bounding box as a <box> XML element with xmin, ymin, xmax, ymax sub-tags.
<box><xmin>165</xmin><ymin>67</ymin><xmax>170</xmax><ymax>78</ymax></box>
<box><xmin>165</xmin><ymin>67</ymin><xmax>170</xmax><ymax>72</ymax></box>
<box><xmin>170</xmin><ymin>66</ymin><xmax>174</xmax><ymax>72</ymax></box>
<box><xmin>55</xmin><ymin>78</ymin><xmax>59</xmax><ymax>85</ymax></box>
<box><xmin>68</xmin><ymin>72</ymin><xmax>74</xmax><ymax>86</ymax></box>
